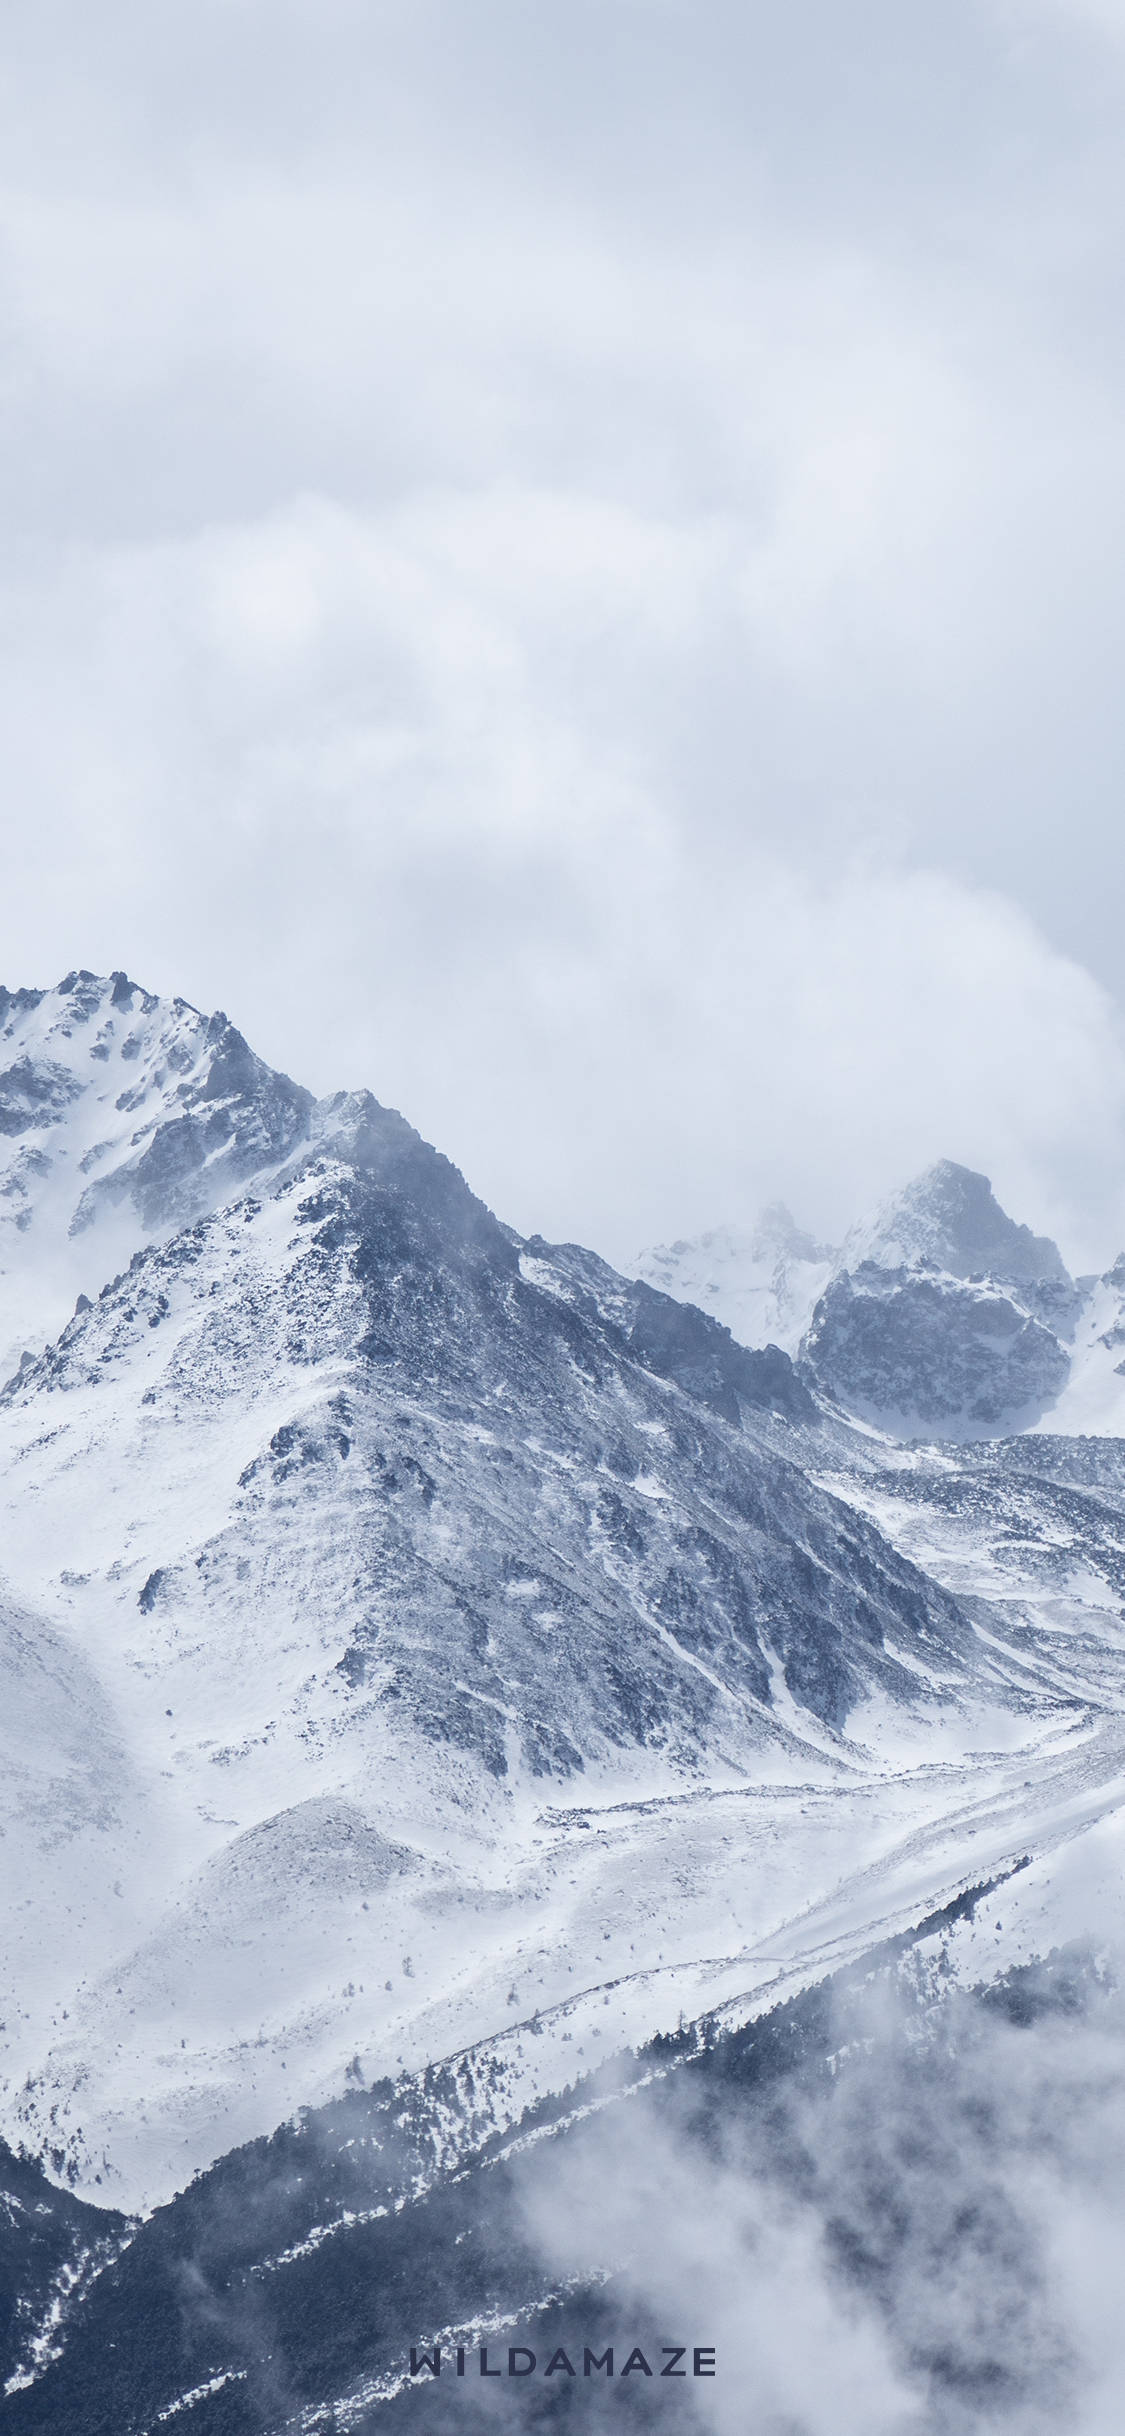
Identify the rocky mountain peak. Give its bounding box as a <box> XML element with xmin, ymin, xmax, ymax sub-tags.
<box><xmin>804</xmin><ymin>1161</ymin><xmax>1079</xmax><ymax>1438</ymax></box>
<box><xmin>843</xmin><ymin>1159</ymin><xmax>1071</xmax><ymax>1289</ymax></box>
<box><xmin>0</xmin><ymin>971</ymin><xmax>313</xmax><ymax>1377</ymax></box>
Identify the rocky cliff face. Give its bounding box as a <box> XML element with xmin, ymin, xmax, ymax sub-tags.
<box><xmin>803</xmin><ymin>1257</ymin><xmax>1073</xmax><ymax>1435</ymax></box>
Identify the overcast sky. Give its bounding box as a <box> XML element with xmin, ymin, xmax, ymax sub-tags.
<box><xmin>2</xmin><ymin>0</ymin><xmax>1125</xmax><ymax>1266</ymax></box>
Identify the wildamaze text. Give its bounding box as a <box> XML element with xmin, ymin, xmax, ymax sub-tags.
<box><xmin>409</xmin><ymin>2344</ymin><xmax>716</xmax><ymax>2378</ymax></box>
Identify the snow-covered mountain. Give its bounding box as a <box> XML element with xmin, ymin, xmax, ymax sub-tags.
<box><xmin>802</xmin><ymin>1159</ymin><xmax>1082</xmax><ymax>1437</ymax></box>
<box><xmin>9</xmin><ymin>977</ymin><xmax>1125</xmax><ymax>2430</ymax></box>
<box><xmin>0</xmin><ymin>981</ymin><xmax>1017</xmax><ymax>2214</ymax></box>
<box><xmin>639</xmin><ymin>1160</ymin><xmax>1125</xmax><ymax>1440</ymax></box>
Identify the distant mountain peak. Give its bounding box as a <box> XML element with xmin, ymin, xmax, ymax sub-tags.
<box><xmin>802</xmin><ymin>1161</ymin><xmax>1079</xmax><ymax>1437</ymax></box>
<box><xmin>843</xmin><ymin>1159</ymin><xmax>1071</xmax><ymax>1289</ymax></box>
<box><xmin>632</xmin><ymin>1206</ymin><xmax>836</xmax><ymax>1356</ymax></box>
<box><xmin>747</xmin><ymin>1200</ymin><xmax>835</xmax><ymax>1266</ymax></box>
<box><xmin>637</xmin><ymin>1163</ymin><xmax>1082</xmax><ymax>1438</ymax></box>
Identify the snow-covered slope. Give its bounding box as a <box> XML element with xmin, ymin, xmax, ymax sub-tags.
<box><xmin>1032</xmin><ymin>1251</ymin><xmax>1125</xmax><ymax>1435</ymax></box>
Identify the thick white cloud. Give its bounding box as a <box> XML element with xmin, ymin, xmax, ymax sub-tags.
<box><xmin>3</xmin><ymin>489</ymin><xmax>1124</xmax><ymax>1267</ymax></box>
<box><xmin>1</xmin><ymin>0</ymin><xmax>1125</xmax><ymax>1263</ymax></box>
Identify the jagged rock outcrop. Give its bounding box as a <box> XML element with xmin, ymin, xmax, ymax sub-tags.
<box><xmin>803</xmin><ymin>1162</ymin><xmax>1078</xmax><ymax>1436</ymax></box>
<box><xmin>804</xmin><ymin>1259</ymin><xmax>1072</xmax><ymax>1435</ymax></box>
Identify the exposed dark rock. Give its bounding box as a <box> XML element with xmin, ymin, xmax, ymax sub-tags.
<box><xmin>626</xmin><ymin>1282</ymin><xmax>815</xmax><ymax>1423</ymax></box>
<box><xmin>804</xmin><ymin>1262</ymin><xmax>1072</xmax><ymax>1436</ymax></box>
<box><xmin>0</xmin><ymin>1060</ymin><xmax>84</xmax><ymax>1139</ymax></box>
